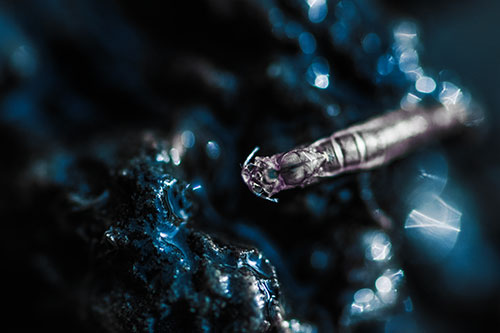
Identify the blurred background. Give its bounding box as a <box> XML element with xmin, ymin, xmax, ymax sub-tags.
<box><xmin>2</xmin><ymin>0</ymin><xmax>500</xmax><ymax>332</ymax></box>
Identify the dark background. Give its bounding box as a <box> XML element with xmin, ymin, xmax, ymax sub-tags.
<box><xmin>2</xmin><ymin>0</ymin><xmax>500</xmax><ymax>332</ymax></box>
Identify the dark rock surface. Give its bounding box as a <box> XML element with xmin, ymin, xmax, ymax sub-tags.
<box><xmin>2</xmin><ymin>0</ymin><xmax>500</xmax><ymax>332</ymax></box>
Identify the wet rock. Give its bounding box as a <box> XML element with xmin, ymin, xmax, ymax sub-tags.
<box><xmin>22</xmin><ymin>133</ymin><xmax>306</xmax><ymax>332</ymax></box>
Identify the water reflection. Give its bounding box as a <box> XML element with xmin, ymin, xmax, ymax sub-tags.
<box><xmin>351</xmin><ymin>288</ymin><xmax>380</xmax><ymax>315</ymax></box>
<box><xmin>307</xmin><ymin>0</ymin><xmax>328</xmax><ymax>24</ymax></box>
<box><xmin>375</xmin><ymin>275</ymin><xmax>391</xmax><ymax>292</ymax></box>
<box><xmin>393</xmin><ymin>21</ymin><xmax>418</xmax><ymax>46</ymax></box>
<box><xmin>375</xmin><ymin>269</ymin><xmax>404</xmax><ymax>304</ymax></box>
<box><xmin>392</xmin><ymin>21</ymin><xmax>421</xmax><ymax>82</ymax></box>
<box><xmin>330</xmin><ymin>20</ymin><xmax>349</xmax><ymax>45</ymax></box>
<box><xmin>313</xmin><ymin>74</ymin><xmax>329</xmax><ymax>89</ymax></box>
<box><xmin>335</xmin><ymin>0</ymin><xmax>357</xmax><ymax>23</ymax></box>
<box><xmin>400</xmin><ymin>92</ymin><xmax>422</xmax><ymax>110</ymax></box>
<box><xmin>364</xmin><ymin>231</ymin><xmax>392</xmax><ymax>262</ymax></box>
<box><xmin>394</xmin><ymin>151</ymin><xmax>449</xmax><ymax>205</ymax></box>
<box><xmin>181</xmin><ymin>130</ymin><xmax>195</xmax><ymax>148</ymax></box>
<box><xmin>298</xmin><ymin>31</ymin><xmax>317</xmax><ymax>54</ymax></box>
<box><xmin>325</xmin><ymin>104</ymin><xmax>340</xmax><ymax>117</ymax></box>
<box><xmin>346</xmin><ymin>267</ymin><xmax>407</xmax><ymax>326</ymax></box>
<box><xmin>415</xmin><ymin>76</ymin><xmax>436</xmax><ymax>93</ymax></box>
<box><xmin>206</xmin><ymin>140</ymin><xmax>221</xmax><ymax>159</ymax></box>
<box><xmin>306</xmin><ymin>57</ymin><xmax>331</xmax><ymax>89</ymax></box>
<box><xmin>405</xmin><ymin>194</ymin><xmax>462</xmax><ymax>258</ymax></box>
<box><xmin>376</xmin><ymin>54</ymin><xmax>395</xmax><ymax>76</ymax></box>
<box><xmin>361</xmin><ymin>33</ymin><xmax>381</xmax><ymax>54</ymax></box>
<box><xmin>156</xmin><ymin>150</ymin><xmax>170</xmax><ymax>163</ymax></box>
<box><xmin>398</xmin><ymin>49</ymin><xmax>419</xmax><ymax>74</ymax></box>
<box><xmin>285</xmin><ymin>21</ymin><xmax>303</xmax><ymax>39</ymax></box>
<box><xmin>439</xmin><ymin>81</ymin><xmax>467</xmax><ymax>108</ymax></box>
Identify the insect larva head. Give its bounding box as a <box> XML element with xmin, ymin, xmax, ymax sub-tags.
<box><xmin>241</xmin><ymin>150</ymin><xmax>281</xmax><ymax>202</ymax></box>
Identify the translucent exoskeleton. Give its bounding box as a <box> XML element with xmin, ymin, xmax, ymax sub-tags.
<box><xmin>241</xmin><ymin>104</ymin><xmax>478</xmax><ymax>202</ymax></box>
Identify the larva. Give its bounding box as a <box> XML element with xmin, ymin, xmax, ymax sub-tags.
<box><xmin>241</xmin><ymin>104</ymin><xmax>476</xmax><ymax>202</ymax></box>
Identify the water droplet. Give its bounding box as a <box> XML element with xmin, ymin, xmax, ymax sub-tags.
<box><xmin>439</xmin><ymin>81</ymin><xmax>464</xmax><ymax>107</ymax></box>
<box><xmin>393</xmin><ymin>21</ymin><xmax>418</xmax><ymax>47</ymax></box>
<box><xmin>375</xmin><ymin>276</ymin><xmax>392</xmax><ymax>293</ymax></box>
<box><xmin>299</xmin><ymin>32</ymin><xmax>317</xmax><ymax>54</ymax></box>
<box><xmin>354</xmin><ymin>288</ymin><xmax>374</xmax><ymax>303</ymax></box>
<box><xmin>400</xmin><ymin>92</ymin><xmax>422</xmax><ymax>110</ymax></box>
<box><xmin>398</xmin><ymin>49</ymin><xmax>419</xmax><ymax>73</ymax></box>
<box><xmin>326</xmin><ymin>104</ymin><xmax>340</xmax><ymax>117</ymax></box>
<box><xmin>268</xmin><ymin>7</ymin><xmax>284</xmax><ymax>29</ymax></box>
<box><xmin>330</xmin><ymin>21</ymin><xmax>349</xmax><ymax>45</ymax></box>
<box><xmin>285</xmin><ymin>21</ymin><xmax>303</xmax><ymax>39</ymax></box>
<box><xmin>170</xmin><ymin>148</ymin><xmax>181</xmax><ymax>165</ymax></box>
<box><xmin>181</xmin><ymin>130</ymin><xmax>195</xmax><ymax>148</ymax></box>
<box><xmin>362</xmin><ymin>33</ymin><xmax>381</xmax><ymax>54</ymax></box>
<box><xmin>310</xmin><ymin>249</ymin><xmax>328</xmax><ymax>270</ymax></box>
<box><xmin>307</xmin><ymin>0</ymin><xmax>328</xmax><ymax>23</ymax></box>
<box><xmin>415</xmin><ymin>76</ymin><xmax>436</xmax><ymax>93</ymax></box>
<box><xmin>314</xmin><ymin>74</ymin><xmax>329</xmax><ymax>89</ymax></box>
<box><xmin>405</xmin><ymin>194</ymin><xmax>462</xmax><ymax>259</ymax></box>
<box><xmin>377</xmin><ymin>54</ymin><xmax>395</xmax><ymax>76</ymax></box>
<box><xmin>365</xmin><ymin>231</ymin><xmax>392</xmax><ymax>262</ymax></box>
<box><xmin>206</xmin><ymin>141</ymin><xmax>220</xmax><ymax>159</ymax></box>
<box><xmin>156</xmin><ymin>150</ymin><xmax>170</xmax><ymax>163</ymax></box>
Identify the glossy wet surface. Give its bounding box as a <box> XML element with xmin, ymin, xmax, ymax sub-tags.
<box><xmin>2</xmin><ymin>0</ymin><xmax>500</xmax><ymax>332</ymax></box>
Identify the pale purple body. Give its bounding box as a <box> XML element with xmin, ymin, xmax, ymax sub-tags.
<box><xmin>241</xmin><ymin>105</ymin><xmax>468</xmax><ymax>201</ymax></box>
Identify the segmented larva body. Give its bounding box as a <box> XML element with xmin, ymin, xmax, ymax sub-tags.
<box><xmin>241</xmin><ymin>105</ymin><xmax>469</xmax><ymax>202</ymax></box>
